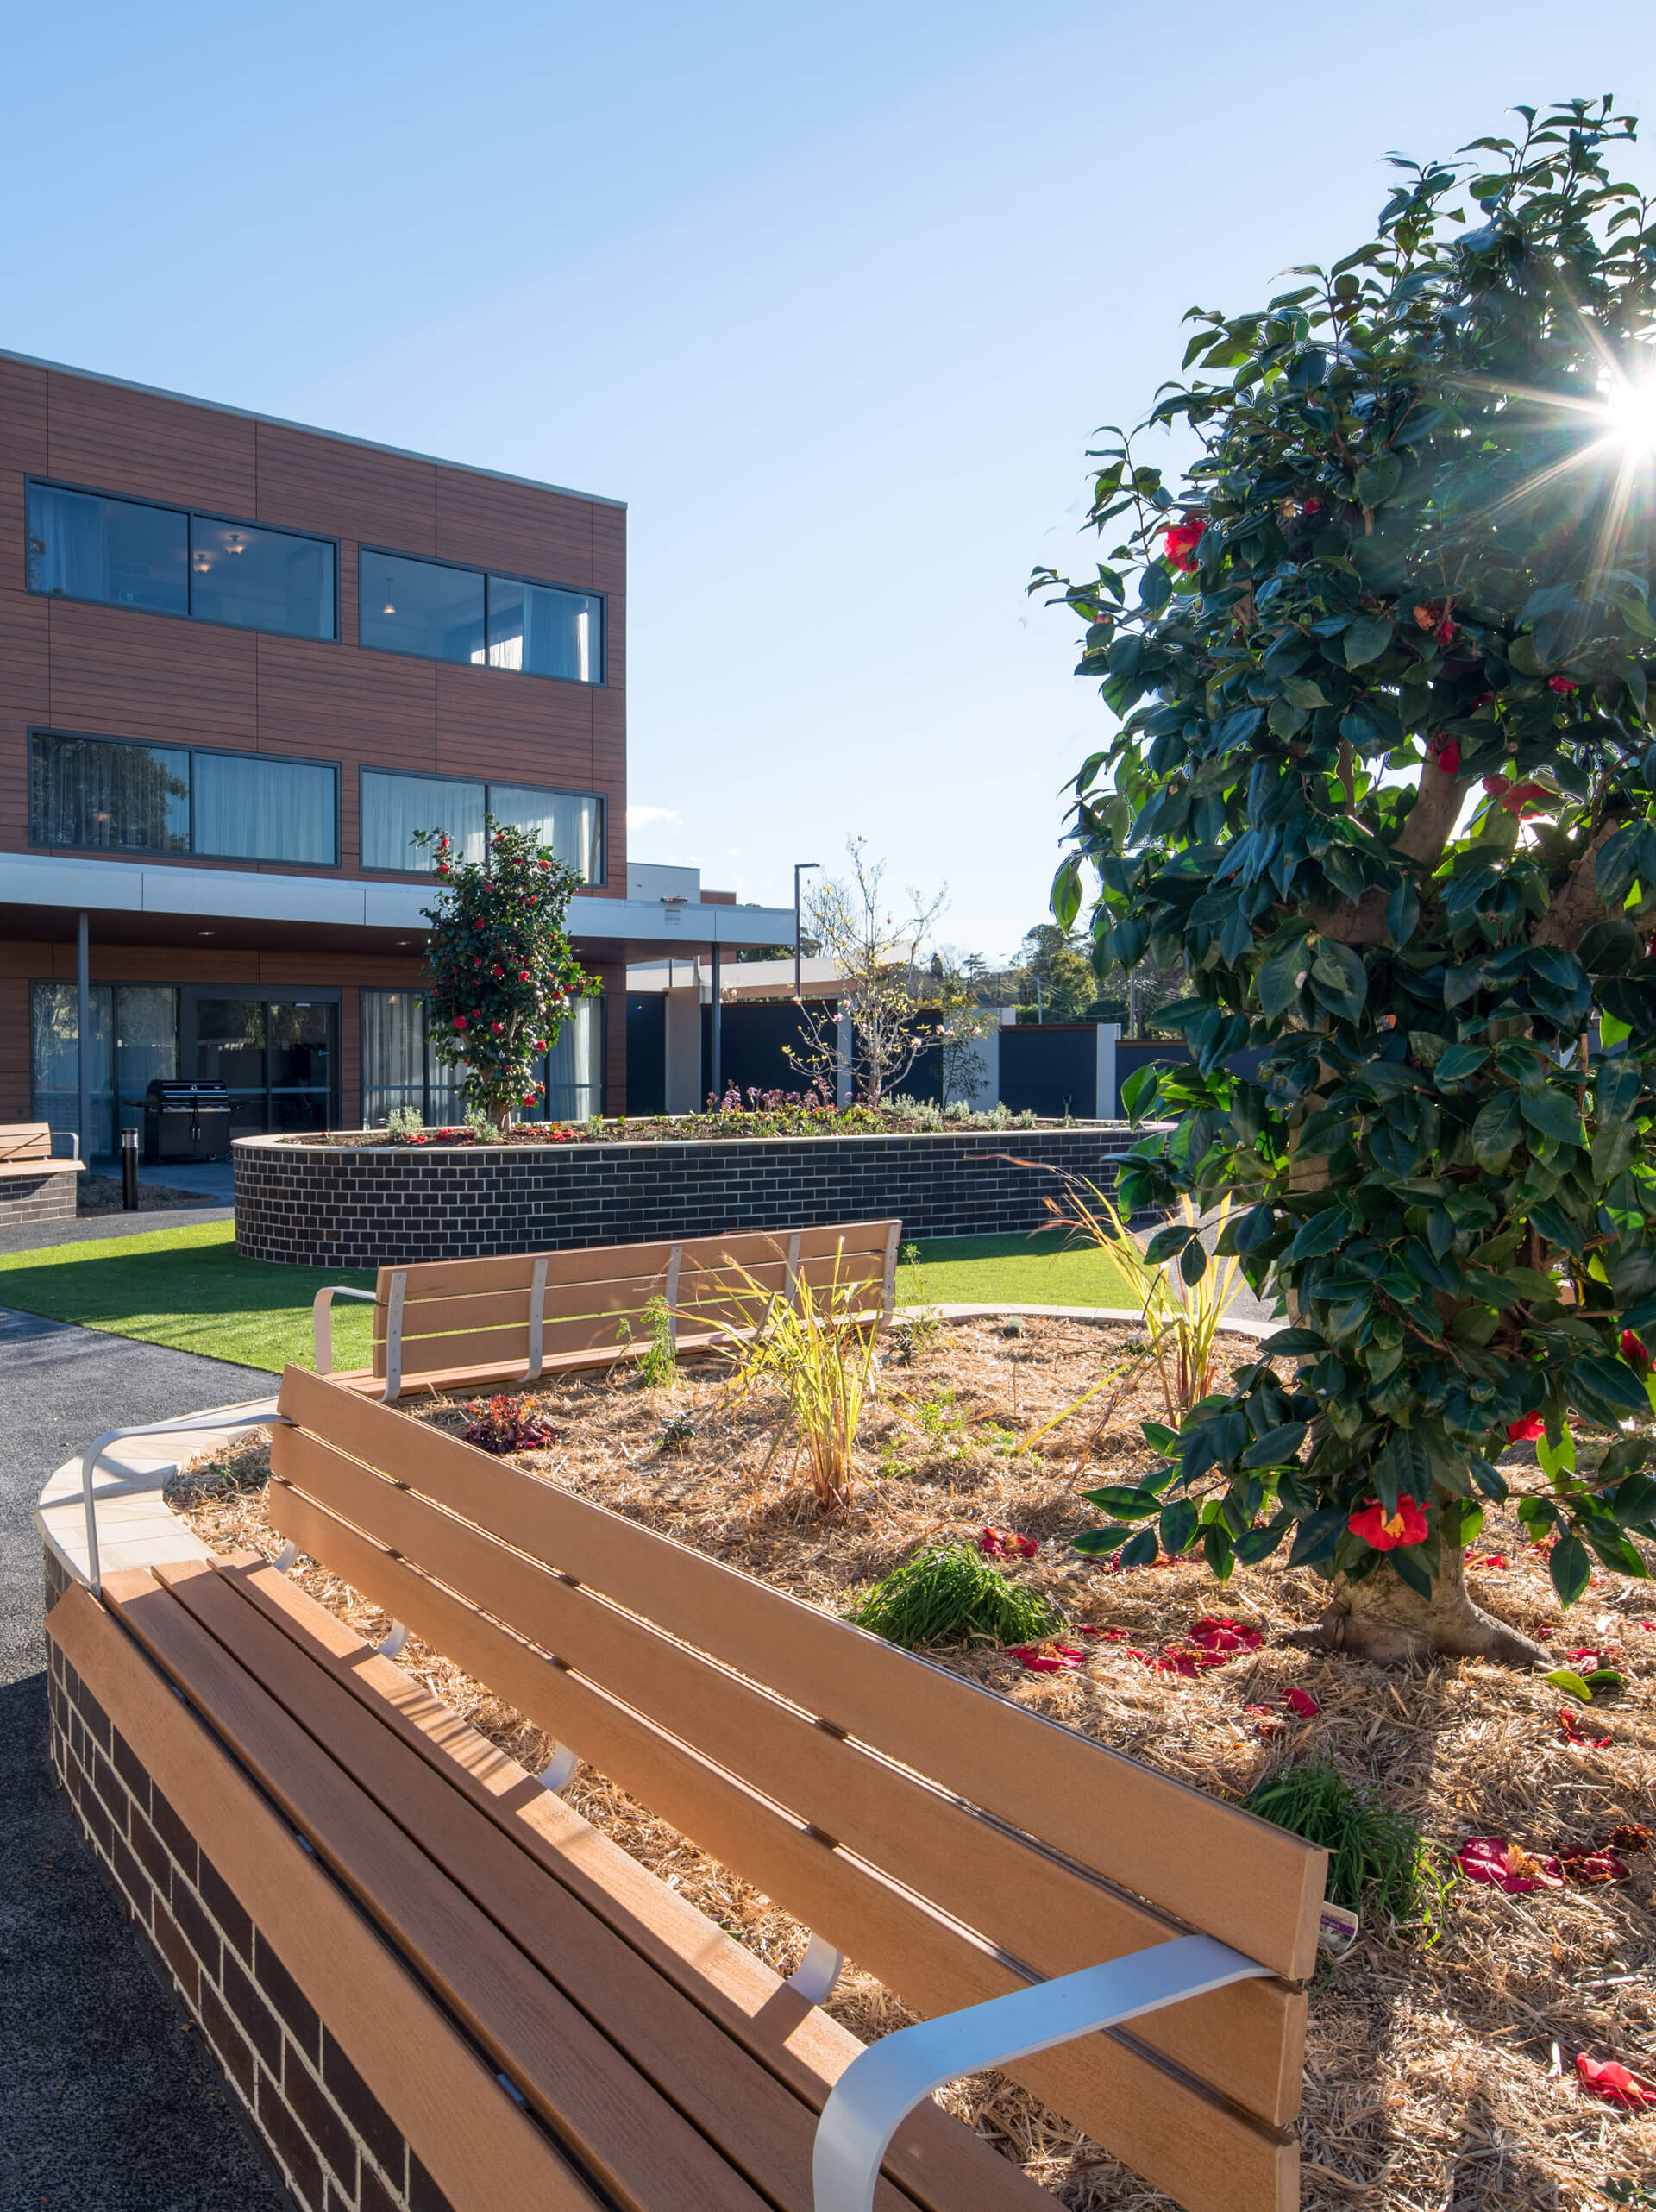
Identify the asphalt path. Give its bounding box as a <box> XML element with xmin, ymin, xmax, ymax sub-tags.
<box><xmin>0</xmin><ymin>1306</ymin><xmax>292</xmax><ymax>2212</ymax></box>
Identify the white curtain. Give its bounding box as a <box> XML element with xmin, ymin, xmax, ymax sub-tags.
<box><xmin>27</xmin><ymin>487</ymin><xmax>111</xmax><ymax>598</ymax></box>
<box><xmin>194</xmin><ymin>754</ymin><xmax>336</xmax><ymax>864</ymax></box>
<box><xmin>544</xmin><ymin>996</ymin><xmax>601</xmax><ymax>1118</ymax></box>
<box><xmin>361</xmin><ymin>771</ymin><xmax>486</xmax><ymax>871</ymax></box>
<box><xmin>489</xmin><ymin>783</ymin><xmax>600</xmax><ymax>880</ymax></box>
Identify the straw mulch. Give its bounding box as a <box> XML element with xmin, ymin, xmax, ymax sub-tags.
<box><xmin>173</xmin><ymin>1315</ymin><xmax>1655</xmax><ymax>2211</ymax></box>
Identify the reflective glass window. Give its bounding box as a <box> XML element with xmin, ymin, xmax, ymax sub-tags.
<box><xmin>193</xmin><ymin>752</ymin><xmax>337</xmax><ymax>864</ymax></box>
<box><xmin>360</xmin><ymin>770</ymin><xmax>486</xmax><ymax>871</ymax></box>
<box><xmin>28</xmin><ymin>730</ymin><xmax>190</xmax><ymax>852</ymax></box>
<box><xmin>190</xmin><ymin>518</ymin><xmax>335</xmax><ymax>639</ymax></box>
<box><xmin>487</xmin><ymin>576</ymin><xmax>600</xmax><ymax>682</ymax></box>
<box><xmin>27</xmin><ymin>483</ymin><xmax>188</xmax><ymax>614</ymax></box>
<box><xmin>359</xmin><ymin>551</ymin><xmax>485</xmax><ymax>664</ymax></box>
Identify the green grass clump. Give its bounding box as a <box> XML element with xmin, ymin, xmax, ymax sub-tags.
<box><xmin>848</xmin><ymin>1543</ymin><xmax>1066</xmax><ymax>1650</ymax></box>
<box><xmin>1245</xmin><ymin>1759</ymin><xmax>1449</xmax><ymax>1932</ymax></box>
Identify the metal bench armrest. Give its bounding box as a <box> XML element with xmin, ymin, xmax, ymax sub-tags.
<box><xmin>52</xmin><ymin>1131</ymin><xmax>80</xmax><ymax>1160</ymax></box>
<box><xmin>311</xmin><ymin>1285</ymin><xmax>380</xmax><ymax>1376</ymax></box>
<box><xmin>80</xmin><ymin>1408</ymin><xmax>289</xmax><ymax>1596</ymax></box>
<box><xmin>811</xmin><ymin>1934</ymin><xmax>1273</xmax><ymax>2212</ymax></box>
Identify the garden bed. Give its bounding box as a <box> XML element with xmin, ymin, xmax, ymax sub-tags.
<box><xmin>174</xmin><ymin>1315</ymin><xmax>1654</xmax><ymax>2211</ymax></box>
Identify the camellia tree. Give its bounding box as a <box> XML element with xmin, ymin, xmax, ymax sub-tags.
<box><xmin>416</xmin><ymin>819</ymin><xmax>597</xmax><ymax>1134</ymax></box>
<box><xmin>1039</xmin><ymin>98</ymin><xmax>1656</xmax><ymax>1663</ymax></box>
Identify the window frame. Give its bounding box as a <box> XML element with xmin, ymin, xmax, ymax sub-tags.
<box><xmin>358</xmin><ymin>543</ymin><xmax>606</xmax><ymax>686</ymax></box>
<box><xmin>28</xmin><ymin>726</ymin><xmax>342</xmax><ymax>869</ymax></box>
<box><xmin>356</xmin><ymin>765</ymin><xmax>605</xmax><ymax>886</ymax></box>
<box><xmin>25</xmin><ymin>476</ymin><xmax>341</xmax><ymax>644</ymax></box>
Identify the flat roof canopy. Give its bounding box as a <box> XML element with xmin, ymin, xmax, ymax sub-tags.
<box><xmin>0</xmin><ymin>852</ymin><xmax>795</xmax><ymax>960</ymax></box>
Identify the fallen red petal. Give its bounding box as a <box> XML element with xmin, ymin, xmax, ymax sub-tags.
<box><xmin>1008</xmin><ymin>1644</ymin><xmax>1086</xmax><ymax>1673</ymax></box>
<box><xmin>1465</xmin><ymin>1552</ymin><xmax>1508</xmax><ymax>1569</ymax></box>
<box><xmin>1282</xmin><ymin>1688</ymin><xmax>1321</xmax><ymax>1718</ymax></box>
<box><xmin>1453</xmin><ymin>1837</ymin><xmax>1565</xmax><ymax>1893</ymax></box>
<box><xmin>1557</xmin><ymin>1848</ymin><xmax>1628</xmax><ymax>1884</ymax></box>
<box><xmin>1576</xmin><ymin>2053</ymin><xmax>1656</xmax><ymax>2108</ymax></box>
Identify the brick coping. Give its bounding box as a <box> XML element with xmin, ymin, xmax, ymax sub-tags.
<box><xmin>236</xmin><ymin>1125</ymin><xmax>1139</xmax><ymax>1160</ymax></box>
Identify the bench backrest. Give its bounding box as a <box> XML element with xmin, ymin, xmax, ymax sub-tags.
<box><xmin>368</xmin><ymin>1221</ymin><xmax>900</xmax><ymax>1390</ymax></box>
<box><xmin>268</xmin><ymin>1367</ymin><xmax>1323</xmax><ymax>2212</ymax></box>
<box><xmin>0</xmin><ymin>1122</ymin><xmax>53</xmax><ymax>1162</ymax></box>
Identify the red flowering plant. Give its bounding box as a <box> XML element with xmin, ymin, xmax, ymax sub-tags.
<box><xmin>1038</xmin><ymin>101</ymin><xmax>1656</xmax><ymax>1665</ymax></box>
<box><xmin>412</xmin><ymin>817</ymin><xmax>598</xmax><ymax>1136</ymax></box>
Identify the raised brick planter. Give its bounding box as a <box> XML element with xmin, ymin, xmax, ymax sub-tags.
<box><xmin>1</xmin><ymin>1168</ymin><xmax>78</xmax><ymax>1229</ymax></box>
<box><xmin>233</xmin><ymin>1126</ymin><xmax>1139</xmax><ymax>1268</ymax></box>
<box><xmin>43</xmin><ymin>1544</ymin><xmax>448</xmax><ymax>2212</ymax></box>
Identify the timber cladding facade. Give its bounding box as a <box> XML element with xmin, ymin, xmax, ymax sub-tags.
<box><xmin>0</xmin><ymin>351</ymin><xmax>788</xmax><ymax>1153</ymax></box>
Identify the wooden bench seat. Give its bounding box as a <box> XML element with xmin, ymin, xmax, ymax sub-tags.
<box><xmin>314</xmin><ymin>1220</ymin><xmax>901</xmax><ymax>1402</ymax></box>
<box><xmin>52</xmin><ymin>1367</ymin><xmax>1327</xmax><ymax>2212</ymax></box>
<box><xmin>0</xmin><ymin>1121</ymin><xmax>83</xmax><ymax>1178</ymax></box>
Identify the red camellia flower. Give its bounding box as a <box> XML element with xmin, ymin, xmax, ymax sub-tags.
<box><xmin>1622</xmin><ymin>1329</ymin><xmax>1648</xmax><ymax>1365</ymax></box>
<box><xmin>1453</xmin><ymin>1836</ymin><xmax>1564</xmax><ymax>1893</ymax></box>
<box><xmin>1163</xmin><ymin>516</ymin><xmax>1205</xmax><ymax>572</ymax></box>
<box><xmin>1302</xmin><ymin>495</ymin><xmax>1323</xmax><ymax>514</ymax></box>
<box><xmin>1547</xmin><ymin>675</ymin><xmax>1578</xmax><ymax>694</ymax></box>
<box><xmin>1471</xmin><ymin>690</ymin><xmax>1496</xmax><ymax>708</ymax></box>
<box><xmin>1346</xmin><ymin>1496</ymin><xmax>1428</xmax><ymax>1549</ymax></box>
<box><xmin>1432</xmin><ymin>737</ymin><xmax>1461</xmax><ymax>776</ymax></box>
<box><xmin>518</xmin><ymin>969</ymin><xmax>530</xmax><ymax>982</ymax></box>
<box><xmin>1507</xmin><ymin>1411</ymin><xmax>1545</xmax><ymax>1442</ymax></box>
<box><xmin>492</xmin><ymin>1021</ymin><xmax>504</xmax><ymax>1034</ymax></box>
<box><xmin>453</xmin><ymin>1015</ymin><xmax>468</xmax><ymax>1031</ymax></box>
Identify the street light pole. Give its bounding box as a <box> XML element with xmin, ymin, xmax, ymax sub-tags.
<box><xmin>794</xmin><ymin>861</ymin><xmax>820</xmax><ymax>996</ymax></box>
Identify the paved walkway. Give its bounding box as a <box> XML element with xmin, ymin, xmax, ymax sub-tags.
<box><xmin>0</xmin><ymin>1205</ymin><xmax>232</xmax><ymax>1258</ymax></box>
<box><xmin>0</xmin><ymin>1307</ymin><xmax>291</xmax><ymax>2212</ymax></box>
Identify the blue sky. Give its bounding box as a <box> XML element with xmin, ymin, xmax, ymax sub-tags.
<box><xmin>4</xmin><ymin>3</ymin><xmax>1653</xmax><ymax>958</ymax></box>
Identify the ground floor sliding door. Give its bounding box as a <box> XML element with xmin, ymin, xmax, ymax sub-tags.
<box><xmin>182</xmin><ymin>990</ymin><xmax>339</xmax><ymax>1137</ymax></box>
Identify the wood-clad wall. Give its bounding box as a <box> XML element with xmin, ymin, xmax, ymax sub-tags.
<box><xmin>0</xmin><ymin>357</ymin><xmax>626</xmax><ymax>892</ymax></box>
<box><xmin>0</xmin><ymin>356</ymin><xmax>630</xmax><ymax>1124</ymax></box>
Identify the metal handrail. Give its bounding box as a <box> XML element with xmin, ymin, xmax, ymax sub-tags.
<box><xmin>311</xmin><ymin>1285</ymin><xmax>381</xmax><ymax>1375</ymax></box>
<box><xmin>810</xmin><ymin>1934</ymin><xmax>1273</xmax><ymax>2212</ymax></box>
<box><xmin>79</xmin><ymin>1407</ymin><xmax>286</xmax><ymax>1595</ymax></box>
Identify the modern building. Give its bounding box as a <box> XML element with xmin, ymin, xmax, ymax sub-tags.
<box><xmin>0</xmin><ymin>350</ymin><xmax>794</xmax><ymax>1153</ymax></box>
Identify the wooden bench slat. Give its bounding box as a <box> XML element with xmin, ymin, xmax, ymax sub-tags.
<box><xmin>47</xmin><ymin>1580</ymin><xmax>607</xmax><ymax>2212</ymax></box>
<box><xmin>268</xmin><ymin>1423</ymin><xmax>1303</xmax><ymax>2126</ymax></box>
<box><xmin>153</xmin><ymin>1556</ymin><xmax>942</xmax><ymax>2212</ymax></box>
<box><xmin>277</xmin><ymin>1365</ymin><xmax>1326</xmax><ymax>1983</ymax></box>
<box><xmin>267</xmin><ymin>1480</ymin><xmax>1297</xmax><ymax>2212</ymax></box>
<box><xmin>380</xmin><ymin>1225</ymin><xmax>893</xmax><ymax>1304</ymax></box>
<box><xmin>221</xmin><ymin>1551</ymin><xmax>1057</xmax><ymax>2212</ymax></box>
<box><xmin>99</xmin><ymin>1566</ymin><xmax>771</xmax><ymax>2212</ymax></box>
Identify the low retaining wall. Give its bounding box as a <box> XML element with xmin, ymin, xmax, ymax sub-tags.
<box><xmin>1</xmin><ymin>1168</ymin><xmax>78</xmax><ymax>1231</ymax></box>
<box><xmin>234</xmin><ymin>1126</ymin><xmax>1139</xmax><ymax>1268</ymax></box>
<box><xmin>44</xmin><ymin>1544</ymin><xmax>447</xmax><ymax>2212</ymax></box>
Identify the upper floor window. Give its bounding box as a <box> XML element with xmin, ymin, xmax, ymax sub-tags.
<box><xmin>29</xmin><ymin>729</ymin><xmax>338</xmax><ymax>866</ymax></box>
<box><xmin>360</xmin><ymin>767</ymin><xmax>602</xmax><ymax>882</ymax></box>
<box><xmin>26</xmin><ymin>481</ymin><xmax>337</xmax><ymax>643</ymax></box>
<box><xmin>359</xmin><ymin>550</ymin><xmax>602</xmax><ymax>683</ymax></box>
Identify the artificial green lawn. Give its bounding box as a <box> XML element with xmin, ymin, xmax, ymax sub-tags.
<box><xmin>900</xmin><ymin>1231</ymin><xmax>1138</xmax><ymax>1312</ymax></box>
<box><xmin>0</xmin><ymin>1222</ymin><xmax>1139</xmax><ymax>1376</ymax></box>
<box><xmin>0</xmin><ymin>1221</ymin><xmax>375</xmax><ymax>1374</ymax></box>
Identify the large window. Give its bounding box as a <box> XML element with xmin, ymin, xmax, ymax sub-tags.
<box><xmin>32</xmin><ymin>983</ymin><xmax>179</xmax><ymax>1158</ymax></box>
<box><xmin>359</xmin><ymin>549</ymin><xmax>602</xmax><ymax>684</ymax></box>
<box><xmin>27</xmin><ymin>481</ymin><xmax>336</xmax><ymax>642</ymax></box>
<box><xmin>30</xmin><ymin>730</ymin><xmax>338</xmax><ymax>865</ymax></box>
<box><xmin>360</xmin><ymin>768</ymin><xmax>601</xmax><ymax>880</ymax></box>
<box><xmin>361</xmin><ymin>988</ymin><xmax>603</xmax><ymax>1128</ymax></box>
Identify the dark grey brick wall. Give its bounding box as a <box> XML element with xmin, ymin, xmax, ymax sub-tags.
<box><xmin>44</xmin><ymin>1550</ymin><xmax>452</xmax><ymax>2212</ymax></box>
<box><xmin>1</xmin><ymin>1170</ymin><xmax>79</xmax><ymax>1229</ymax></box>
<box><xmin>234</xmin><ymin>1128</ymin><xmax>1139</xmax><ymax>1267</ymax></box>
